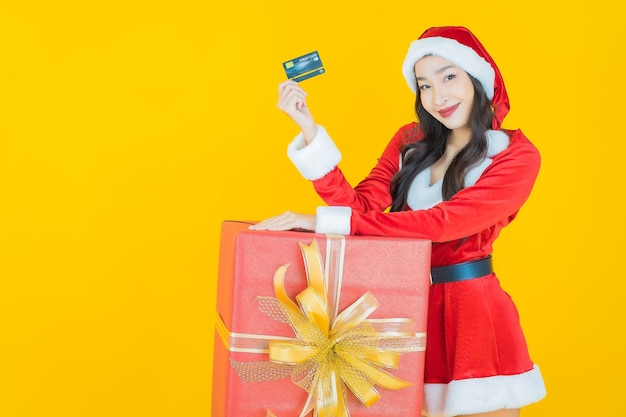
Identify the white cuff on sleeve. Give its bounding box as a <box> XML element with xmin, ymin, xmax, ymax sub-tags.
<box><xmin>287</xmin><ymin>125</ymin><xmax>342</xmax><ymax>180</ymax></box>
<box><xmin>315</xmin><ymin>206</ymin><xmax>352</xmax><ymax>235</ymax></box>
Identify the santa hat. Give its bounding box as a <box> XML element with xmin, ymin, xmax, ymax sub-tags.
<box><xmin>402</xmin><ymin>26</ymin><xmax>510</xmax><ymax>129</ymax></box>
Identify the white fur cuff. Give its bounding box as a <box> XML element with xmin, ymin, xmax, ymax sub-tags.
<box><xmin>287</xmin><ymin>125</ymin><xmax>342</xmax><ymax>180</ymax></box>
<box><xmin>315</xmin><ymin>206</ymin><xmax>352</xmax><ymax>235</ymax></box>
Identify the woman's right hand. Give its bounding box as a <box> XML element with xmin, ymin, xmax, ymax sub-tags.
<box><xmin>249</xmin><ymin>211</ymin><xmax>316</xmax><ymax>232</ymax></box>
<box><xmin>277</xmin><ymin>80</ymin><xmax>317</xmax><ymax>144</ymax></box>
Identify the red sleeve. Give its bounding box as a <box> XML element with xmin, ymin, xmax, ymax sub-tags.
<box><xmin>311</xmin><ymin>123</ymin><xmax>418</xmax><ymax>211</ymax></box>
<box><xmin>348</xmin><ymin>131</ymin><xmax>541</xmax><ymax>241</ymax></box>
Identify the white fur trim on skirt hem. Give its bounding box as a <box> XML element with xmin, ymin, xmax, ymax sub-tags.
<box><xmin>422</xmin><ymin>365</ymin><xmax>546</xmax><ymax>417</ymax></box>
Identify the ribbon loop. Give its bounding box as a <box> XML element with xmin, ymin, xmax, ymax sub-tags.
<box><xmin>298</xmin><ymin>240</ymin><xmax>327</xmax><ymax>304</ymax></box>
<box><xmin>270</xmin><ymin>341</ymin><xmax>320</xmax><ymax>364</ymax></box>
<box><xmin>296</xmin><ymin>287</ymin><xmax>330</xmax><ymax>336</ymax></box>
<box><xmin>330</xmin><ymin>291</ymin><xmax>378</xmax><ymax>338</ymax></box>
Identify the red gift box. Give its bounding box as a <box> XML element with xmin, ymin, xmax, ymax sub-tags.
<box><xmin>212</xmin><ymin>221</ymin><xmax>431</xmax><ymax>417</ymax></box>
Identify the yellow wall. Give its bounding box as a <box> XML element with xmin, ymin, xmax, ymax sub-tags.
<box><xmin>1</xmin><ymin>1</ymin><xmax>623</xmax><ymax>416</ymax></box>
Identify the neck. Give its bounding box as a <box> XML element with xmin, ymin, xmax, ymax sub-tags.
<box><xmin>447</xmin><ymin>127</ymin><xmax>472</xmax><ymax>149</ymax></box>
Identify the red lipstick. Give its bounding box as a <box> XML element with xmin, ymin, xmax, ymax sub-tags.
<box><xmin>438</xmin><ymin>104</ymin><xmax>459</xmax><ymax>118</ymax></box>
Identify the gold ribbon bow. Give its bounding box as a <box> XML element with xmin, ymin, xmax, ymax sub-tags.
<box><xmin>230</xmin><ymin>237</ymin><xmax>425</xmax><ymax>417</ymax></box>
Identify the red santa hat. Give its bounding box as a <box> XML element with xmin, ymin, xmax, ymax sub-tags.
<box><xmin>402</xmin><ymin>26</ymin><xmax>510</xmax><ymax>129</ymax></box>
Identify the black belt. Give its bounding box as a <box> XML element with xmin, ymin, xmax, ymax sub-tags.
<box><xmin>430</xmin><ymin>255</ymin><xmax>493</xmax><ymax>284</ymax></box>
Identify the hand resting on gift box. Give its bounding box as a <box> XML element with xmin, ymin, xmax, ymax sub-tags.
<box><xmin>249</xmin><ymin>211</ymin><xmax>316</xmax><ymax>232</ymax></box>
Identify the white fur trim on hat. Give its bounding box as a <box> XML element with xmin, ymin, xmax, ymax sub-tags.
<box><xmin>315</xmin><ymin>206</ymin><xmax>351</xmax><ymax>235</ymax></box>
<box><xmin>287</xmin><ymin>125</ymin><xmax>342</xmax><ymax>181</ymax></box>
<box><xmin>402</xmin><ymin>37</ymin><xmax>495</xmax><ymax>99</ymax></box>
<box><xmin>422</xmin><ymin>365</ymin><xmax>546</xmax><ymax>417</ymax></box>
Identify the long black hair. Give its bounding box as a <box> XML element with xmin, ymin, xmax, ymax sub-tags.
<box><xmin>389</xmin><ymin>75</ymin><xmax>494</xmax><ymax>212</ymax></box>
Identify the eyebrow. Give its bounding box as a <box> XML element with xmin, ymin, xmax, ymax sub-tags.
<box><xmin>415</xmin><ymin>65</ymin><xmax>456</xmax><ymax>81</ymax></box>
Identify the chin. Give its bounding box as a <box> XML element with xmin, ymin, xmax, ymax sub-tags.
<box><xmin>440</xmin><ymin>118</ymin><xmax>469</xmax><ymax>131</ymax></box>
<box><xmin>439</xmin><ymin>121</ymin><xmax>461</xmax><ymax>131</ymax></box>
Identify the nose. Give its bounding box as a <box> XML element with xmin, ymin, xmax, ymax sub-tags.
<box><xmin>431</xmin><ymin>85</ymin><xmax>448</xmax><ymax>107</ymax></box>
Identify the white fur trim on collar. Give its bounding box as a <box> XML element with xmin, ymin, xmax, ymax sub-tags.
<box><xmin>486</xmin><ymin>129</ymin><xmax>509</xmax><ymax>157</ymax></box>
<box><xmin>406</xmin><ymin>130</ymin><xmax>509</xmax><ymax>210</ymax></box>
<box><xmin>402</xmin><ymin>36</ymin><xmax>495</xmax><ymax>99</ymax></box>
<box><xmin>406</xmin><ymin>169</ymin><xmax>443</xmax><ymax>211</ymax></box>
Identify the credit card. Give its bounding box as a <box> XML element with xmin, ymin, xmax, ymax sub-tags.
<box><xmin>282</xmin><ymin>51</ymin><xmax>325</xmax><ymax>82</ymax></box>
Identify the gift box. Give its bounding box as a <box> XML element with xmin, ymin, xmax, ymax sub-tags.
<box><xmin>212</xmin><ymin>221</ymin><xmax>431</xmax><ymax>417</ymax></box>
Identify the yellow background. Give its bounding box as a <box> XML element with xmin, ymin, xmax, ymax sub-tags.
<box><xmin>1</xmin><ymin>1</ymin><xmax>623</xmax><ymax>416</ymax></box>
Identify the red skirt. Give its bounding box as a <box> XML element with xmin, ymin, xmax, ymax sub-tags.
<box><xmin>422</xmin><ymin>274</ymin><xmax>546</xmax><ymax>416</ymax></box>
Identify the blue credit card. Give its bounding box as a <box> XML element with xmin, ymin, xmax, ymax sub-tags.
<box><xmin>283</xmin><ymin>51</ymin><xmax>325</xmax><ymax>82</ymax></box>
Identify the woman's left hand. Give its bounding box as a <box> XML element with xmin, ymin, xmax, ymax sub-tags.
<box><xmin>249</xmin><ymin>211</ymin><xmax>316</xmax><ymax>232</ymax></box>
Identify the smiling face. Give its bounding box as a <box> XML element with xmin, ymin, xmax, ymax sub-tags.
<box><xmin>414</xmin><ymin>55</ymin><xmax>475</xmax><ymax>135</ymax></box>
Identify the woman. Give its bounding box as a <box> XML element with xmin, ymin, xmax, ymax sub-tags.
<box><xmin>251</xmin><ymin>26</ymin><xmax>546</xmax><ymax>417</ymax></box>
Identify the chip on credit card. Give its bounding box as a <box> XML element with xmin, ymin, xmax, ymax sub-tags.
<box><xmin>283</xmin><ymin>51</ymin><xmax>325</xmax><ymax>82</ymax></box>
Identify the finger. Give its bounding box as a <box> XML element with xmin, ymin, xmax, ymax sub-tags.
<box><xmin>278</xmin><ymin>82</ymin><xmax>307</xmax><ymax>104</ymax></box>
<box><xmin>278</xmin><ymin>90</ymin><xmax>307</xmax><ymax>113</ymax></box>
<box><xmin>250</xmin><ymin>212</ymin><xmax>293</xmax><ymax>230</ymax></box>
<box><xmin>278</xmin><ymin>85</ymin><xmax>306</xmax><ymax>104</ymax></box>
<box><xmin>278</xmin><ymin>80</ymin><xmax>301</xmax><ymax>96</ymax></box>
<box><xmin>261</xmin><ymin>215</ymin><xmax>299</xmax><ymax>231</ymax></box>
<box><xmin>252</xmin><ymin>212</ymin><xmax>307</xmax><ymax>231</ymax></box>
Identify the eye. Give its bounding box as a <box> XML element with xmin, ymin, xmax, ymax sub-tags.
<box><xmin>418</xmin><ymin>84</ymin><xmax>430</xmax><ymax>91</ymax></box>
<box><xmin>444</xmin><ymin>73</ymin><xmax>456</xmax><ymax>82</ymax></box>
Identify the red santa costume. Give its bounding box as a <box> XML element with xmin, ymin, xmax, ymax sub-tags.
<box><xmin>285</xmin><ymin>26</ymin><xmax>546</xmax><ymax>417</ymax></box>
